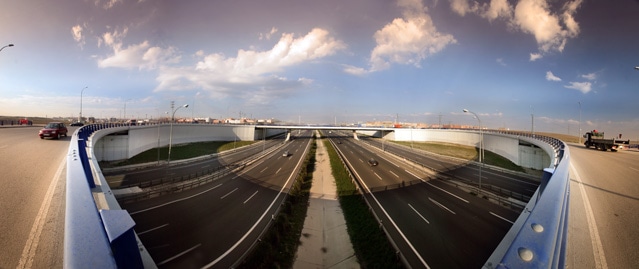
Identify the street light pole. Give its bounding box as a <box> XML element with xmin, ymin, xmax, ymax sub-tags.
<box><xmin>0</xmin><ymin>43</ymin><xmax>14</xmax><ymax>52</ymax></box>
<box><xmin>79</xmin><ymin>86</ymin><xmax>88</xmax><ymax>123</ymax></box>
<box><xmin>463</xmin><ymin>109</ymin><xmax>483</xmax><ymax>195</ymax></box>
<box><xmin>578</xmin><ymin>101</ymin><xmax>582</xmax><ymax>144</ymax></box>
<box><xmin>168</xmin><ymin>103</ymin><xmax>189</xmax><ymax>164</ymax></box>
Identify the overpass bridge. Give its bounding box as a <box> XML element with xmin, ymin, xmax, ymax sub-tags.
<box><xmin>64</xmin><ymin>123</ymin><xmax>569</xmax><ymax>268</ymax></box>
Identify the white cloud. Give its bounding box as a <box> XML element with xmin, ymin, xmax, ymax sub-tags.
<box><xmin>564</xmin><ymin>81</ymin><xmax>591</xmax><ymax>93</ymax></box>
<box><xmin>154</xmin><ymin>28</ymin><xmax>345</xmax><ymax>105</ymax></box>
<box><xmin>448</xmin><ymin>0</ymin><xmax>512</xmax><ymax>21</ymax></box>
<box><xmin>97</xmin><ymin>28</ymin><xmax>181</xmax><ymax>70</ymax></box>
<box><xmin>513</xmin><ymin>0</ymin><xmax>583</xmax><ymax>53</ymax></box>
<box><xmin>529</xmin><ymin>53</ymin><xmax>542</xmax><ymax>61</ymax></box>
<box><xmin>546</xmin><ymin>71</ymin><xmax>561</xmax><ymax>81</ymax></box>
<box><xmin>448</xmin><ymin>0</ymin><xmax>583</xmax><ymax>57</ymax></box>
<box><xmin>95</xmin><ymin>0</ymin><xmax>123</xmax><ymax>9</ymax></box>
<box><xmin>259</xmin><ymin>27</ymin><xmax>279</xmax><ymax>40</ymax></box>
<box><xmin>496</xmin><ymin>58</ymin><xmax>506</xmax><ymax>66</ymax></box>
<box><xmin>354</xmin><ymin>0</ymin><xmax>456</xmax><ymax>73</ymax></box>
<box><xmin>71</xmin><ymin>25</ymin><xmax>84</xmax><ymax>48</ymax></box>
<box><xmin>343</xmin><ymin>65</ymin><xmax>368</xmax><ymax>76</ymax></box>
<box><xmin>581</xmin><ymin>72</ymin><xmax>596</xmax><ymax>80</ymax></box>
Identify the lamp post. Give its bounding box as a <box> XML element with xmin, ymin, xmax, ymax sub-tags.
<box><xmin>0</xmin><ymin>43</ymin><xmax>13</xmax><ymax>52</ymax></box>
<box><xmin>123</xmin><ymin>99</ymin><xmax>132</xmax><ymax>123</ymax></box>
<box><xmin>168</xmin><ymin>103</ymin><xmax>189</xmax><ymax>163</ymax></box>
<box><xmin>79</xmin><ymin>86</ymin><xmax>88</xmax><ymax>123</ymax></box>
<box><xmin>578</xmin><ymin>101</ymin><xmax>582</xmax><ymax>144</ymax></box>
<box><xmin>463</xmin><ymin>109</ymin><xmax>483</xmax><ymax>195</ymax></box>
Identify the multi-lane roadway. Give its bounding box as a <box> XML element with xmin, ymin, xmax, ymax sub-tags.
<box><xmin>3</xmin><ymin>125</ymin><xmax>639</xmax><ymax>269</ymax></box>
<box><xmin>326</xmin><ymin>132</ymin><xmax>521</xmax><ymax>268</ymax></box>
<box><xmin>114</xmin><ymin>130</ymin><xmax>313</xmax><ymax>268</ymax></box>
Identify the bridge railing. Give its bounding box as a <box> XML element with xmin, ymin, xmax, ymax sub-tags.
<box><xmin>483</xmin><ymin>135</ymin><xmax>569</xmax><ymax>268</ymax></box>
<box><xmin>64</xmin><ymin>124</ymin><xmax>143</xmax><ymax>269</ymax></box>
<box><xmin>64</xmin><ymin>124</ymin><xmax>570</xmax><ymax>268</ymax></box>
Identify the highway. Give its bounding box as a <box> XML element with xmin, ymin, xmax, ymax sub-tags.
<box><xmin>4</xmin><ymin>125</ymin><xmax>639</xmax><ymax>268</ymax></box>
<box><xmin>566</xmin><ymin>143</ymin><xmax>639</xmax><ymax>269</ymax></box>
<box><xmin>359</xmin><ymin>135</ymin><xmax>540</xmax><ymax>201</ymax></box>
<box><xmin>103</xmin><ymin>138</ymin><xmax>287</xmax><ymax>189</ymax></box>
<box><xmin>0</xmin><ymin>126</ymin><xmax>71</xmax><ymax>269</ymax></box>
<box><xmin>116</xmin><ymin>130</ymin><xmax>313</xmax><ymax>268</ymax></box>
<box><xmin>327</xmin><ymin>132</ymin><xmax>520</xmax><ymax>268</ymax></box>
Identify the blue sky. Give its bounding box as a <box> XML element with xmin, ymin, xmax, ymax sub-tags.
<box><xmin>1</xmin><ymin>0</ymin><xmax>638</xmax><ymax>138</ymax></box>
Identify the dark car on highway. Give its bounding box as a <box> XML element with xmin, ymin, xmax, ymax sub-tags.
<box><xmin>39</xmin><ymin>122</ymin><xmax>68</xmax><ymax>139</ymax></box>
<box><xmin>367</xmin><ymin>158</ymin><xmax>378</xmax><ymax>166</ymax></box>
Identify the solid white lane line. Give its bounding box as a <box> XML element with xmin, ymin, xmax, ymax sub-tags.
<box><xmin>389</xmin><ymin>170</ymin><xmax>399</xmax><ymax>178</ymax></box>
<box><xmin>130</xmin><ymin>183</ymin><xmax>223</xmax><ymax>215</ymax></box>
<box><xmin>429</xmin><ymin>197</ymin><xmax>456</xmax><ymax>215</ymax></box>
<box><xmin>17</xmin><ymin>158</ymin><xmax>65</xmax><ymax>269</ymax></box>
<box><xmin>244</xmin><ymin>191</ymin><xmax>259</xmax><ymax>204</ymax></box>
<box><xmin>138</xmin><ymin>224</ymin><xmax>170</xmax><ymax>236</ymax></box>
<box><xmin>408</xmin><ymin>204</ymin><xmax>430</xmax><ymax>224</ymax></box>
<box><xmin>157</xmin><ymin>243</ymin><xmax>202</xmax><ymax>266</ymax></box>
<box><xmin>571</xmin><ymin>163</ymin><xmax>608</xmax><ymax>269</ymax></box>
<box><xmin>220</xmin><ymin>188</ymin><xmax>238</xmax><ymax>199</ymax></box>
<box><xmin>425</xmin><ymin>182</ymin><xmax>469</xmax><ymax>203</ymax></box>
<box><xmin>489</xmin><ymin>212</ymin><xmax>514</xmax><ymax>224</ymax></box>
<box><xmin>374</xmin><ymin>172</ymin><xmax>383</xmax><ymax>180</ymax></box>
<box><xmin>405</xmin><ymin>170</ymin><xmax>421</xmax><ymax>180</ymax></box>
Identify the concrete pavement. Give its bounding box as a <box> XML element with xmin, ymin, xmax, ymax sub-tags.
<box><xmin>293</xmin><ymin>137</ymin><xmax>359</xmax><ymax>269</ymax></box>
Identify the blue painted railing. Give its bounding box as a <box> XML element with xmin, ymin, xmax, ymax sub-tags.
<box><xmin>64</xmin><ymin>125</ymin><xmax>570</xmax><ymax>268</ymax></box>
<box><xmin>64</xmin><ymin>124</ymin><xmax>143</xmax><ymax>269</ymax></box>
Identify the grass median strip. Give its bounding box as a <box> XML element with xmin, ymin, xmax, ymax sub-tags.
<box><xmin>238</xmin><ymin>137</ymin><xmax>316</xmax><ymax>268</ymax></box>
<box><xmin>323</xmin><ymin>138</ymin><xmax>404</xmax><ymax>269</ymax></box>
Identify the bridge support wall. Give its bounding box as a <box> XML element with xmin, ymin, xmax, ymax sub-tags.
<box><xmin>93</xmin><ymin>124</ymin><xmax>283</xmax><ymax>162</ymax></box>
<box><xmin>361</xmin><ymin>129</ymin><xmax>551</xmax><ymax>170</ymax></box>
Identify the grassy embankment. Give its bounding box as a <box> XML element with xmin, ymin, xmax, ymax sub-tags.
<box><xmin>323</xmin><ymin>138</ymin><xmax>404</xmax><ymax>269</ymax></box>
<box><xmin>239</xmin><ymin>137</ymin><xmax>316</xmax><ymax>268</ymax></box>
<box><xmin>393</xmin><ymin>141</ymin><xmax>526</xmax><ymax>173</ymax></box>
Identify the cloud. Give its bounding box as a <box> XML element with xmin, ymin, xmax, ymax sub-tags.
<box><xmin>513</xmin><ymin>0</ymin><xmax>583</xmax><ymax>53</ymax></box>
<box><xmin>259</xmin><ymin>27</ymin><xmax>279</xmax><ymax>40</ymax></box>
<box><xmin>581</xmin><ymin>72</ymin><xmax>596</xmax><ymax>80</ymax></box>
<box><xmin>546</xmin><ymin>71</ymin><xmax>561</xmax><ymax>81</ymax></box>
<box><xmin>448</xmin><ymin>0</ymin><xmax>513</xmax><ymax>21</ymax></box>
<box><xmin>95</xmin><ymin>0</ymin><xmax>123</xmax><ymax>9</ymax></box>
<box><xmin>154</xmin><ymin>28</ymin><xmax>345</xmax><ymax>105</ymax></box>
<box><xmin>564</xmin><ymin>81</ymin><xmax>591</xmax><ymax>93</ymax></box>
<box><xmin>529</xmin><ymin>53</ymin><xmax>542</xmax><ymax>61</ymax></box>
<box><xmin>496</xmin><ymin>58</ymin><xmax>507</xmax><ymax>66</ymax></box>
<box><xmin>97</xmin><ymin>27</ymin><xmax>181</xmax><ymax>70</ymax></box>
<box><xmin>349</xmin><ymin>0</ymin><xmax>456</xmax><ymax>74</ymax></box>
<box><xmin>448</xmin><ymin>0</ymin><xmax>583</xmax><ymax>57</ymax></box>
<box><xmin>343</xmin><ymin>65</ymin><xmax>368</xmax><ymax>76</ymax></box>
<box><xmin>71</xmin><ymin>24</ymin><xmax>85</xmax><ymax>48</ymax></box>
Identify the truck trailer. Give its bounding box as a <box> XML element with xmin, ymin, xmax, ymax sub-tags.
<box><xmin>583</xmin><ymin>130</ymin><xmax>629</xmax><ymax>152</ymax></box>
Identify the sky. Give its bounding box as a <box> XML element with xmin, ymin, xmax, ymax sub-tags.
<box><xmin>1</xmin><ymin>0</ymin><xmax>638</xmax><ymax>138</ymax></box>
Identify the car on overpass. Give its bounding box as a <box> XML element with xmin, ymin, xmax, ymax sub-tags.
<box><xmin>38</xmin><ymin>122</ymin><xmax>68</xmax><ymax>139</ymax></box>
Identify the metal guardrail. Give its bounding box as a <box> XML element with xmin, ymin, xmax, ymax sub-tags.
<box><xmin>64</xmin><ymin>125</ymin><xmax>569</xmax><ymax>268</ymax></box>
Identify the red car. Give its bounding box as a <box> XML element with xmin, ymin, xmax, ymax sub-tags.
<box><xmin>39</xmin><ymin>122</ymin><xmax>68</xmax><ymax>139</ymax></box>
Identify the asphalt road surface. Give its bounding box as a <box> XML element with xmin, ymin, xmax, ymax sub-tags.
<box><xmin>327</xmin><ymin>132</ymin><xmax>520</xmax><ymax>268</ymax></box>
<box><xmin>117</xmin><ymin>130</ymin><xmax>313</xmax><ymax>268</ymax></box>
<box><xmin>566</xmin><ymin>143</ymin><xmax>639</xmax><ymax>269</ymax></box>
<box><xmin>0</xmin><ymin>126</ymin><xmax>70</xmax><ymax>269</ymax></box>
